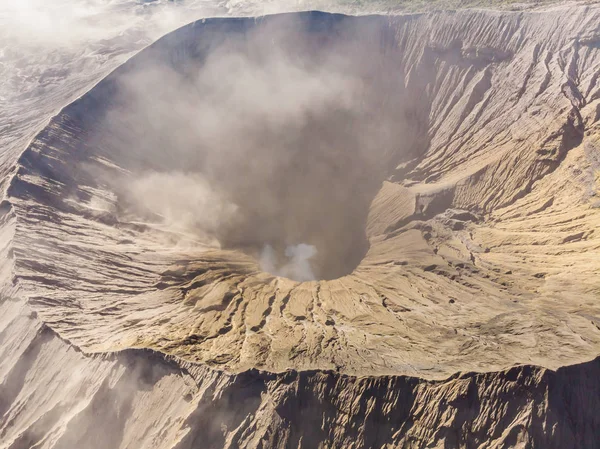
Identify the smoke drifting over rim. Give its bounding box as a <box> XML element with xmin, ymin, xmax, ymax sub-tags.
<box><xmin>85</xmin><ymin>13</ymin><xmax>421</xmax><ymax>281</ymax></box>
<box><xmin>0</xmin><ymin>0</ymin><xmax>222</xmax><ymax>48</ymax></box>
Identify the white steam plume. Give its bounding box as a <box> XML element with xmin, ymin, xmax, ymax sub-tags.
<box><xmin>260</xmin><ymin>244</ymin><xmax>317</xmax><ymax>282</ymax></box>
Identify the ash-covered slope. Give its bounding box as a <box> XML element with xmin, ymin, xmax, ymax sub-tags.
<box><xmin>1</xmin><ymin>5</ymin><xmax>600</xmax><ymax>449</ymax></box>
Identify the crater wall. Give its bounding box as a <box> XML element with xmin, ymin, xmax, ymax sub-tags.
<box><xmin>1</xmin><ymin>5</ymin><xmax>600</xmax><ymax>448</ymax></box>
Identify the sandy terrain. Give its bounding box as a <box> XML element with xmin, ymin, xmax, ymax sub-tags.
<box><xmin>1</xmin><ymin>1</ymin><xmax>600</xmax><ymax>448</ymax></box>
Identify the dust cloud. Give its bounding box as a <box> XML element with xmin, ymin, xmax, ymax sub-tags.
<box><xmin>87</xmin><ymin>13</ymin><xmax>419</xmax><ymax>281</ymax></box>
<box><xmin>0</xmin><ymin>1</ymin><xmax>421</xmax><ymax>282</ymax></box>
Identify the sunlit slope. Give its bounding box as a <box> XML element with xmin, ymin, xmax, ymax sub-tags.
<box><xmin>8</xmin><ymin>8</ymin><xmax>600</xmax><ymax>379</ymax></box>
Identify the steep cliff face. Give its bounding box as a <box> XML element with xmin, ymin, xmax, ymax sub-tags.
<box><xmin>1</xmin><ymin>5</ymin><xmax>600</xmax><ymax>449</ymax></box>
<box><xmin>3</xmin><ymin>313</ymin><xmax>600</xmax><ymax>448</ymax></box>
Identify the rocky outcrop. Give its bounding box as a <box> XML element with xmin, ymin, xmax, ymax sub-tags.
<box><xmin>1</xmin><ymin>5</ymin><xmax>600</xmax><ymax>448</ymax></box>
